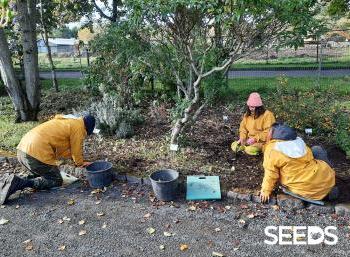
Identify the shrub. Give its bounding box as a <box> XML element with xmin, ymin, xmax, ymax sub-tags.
<box><xmin>87</xmin><ymin>93</ymin><xmax>144</xmax><ymax>138</ymax></box>
<box><xmin>333</xmin><ymin>111</ymin><xmax>350</xmax><ymax>157</ymax></box>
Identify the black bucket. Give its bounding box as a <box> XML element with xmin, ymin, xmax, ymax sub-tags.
<box><xmin>86</xmin><ymin>161</ymin><xmax>113</xmax><ymax>188</ymax></box>
<box><xmin>149</xmin><ymin>169</ymin><xmax>179</xmax><ymax>201</ymax></box>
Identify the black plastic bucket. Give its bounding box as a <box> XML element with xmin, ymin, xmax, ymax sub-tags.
<box><xmin>86</xmin><ymin>161</ymin><xmax>113</xmax><ymax>188</ymax></box>
<box><xmin>149</xmin><ymin>169</ymin><xmax>179</xmax><ymax>201</ymax></box>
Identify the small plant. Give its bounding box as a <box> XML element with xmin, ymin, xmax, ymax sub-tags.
<box><xmin>84</xmin><ymin>93</ymin><xmax>143</xmax><ymax>138</ymax></box>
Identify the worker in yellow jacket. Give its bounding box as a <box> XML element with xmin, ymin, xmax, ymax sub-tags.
<box><xmin>0</xmin><ymin>114</ymin><xmax>96</xmax><ymax>205</ymax></box>
<box><xmin>231</xmin><ymin>92</ymin><xmax>275</xmax><ymax>155</ymax></box>
<box><xmin>260</xmin><ymin>123</ymin><xmax>336</xmax><ymax>203</ymax></box>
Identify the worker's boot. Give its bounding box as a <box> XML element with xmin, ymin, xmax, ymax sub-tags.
<box><xmin>0</xmin><ymin>174</ymin><xmax>30</xmax><ymax>205</ymax></box>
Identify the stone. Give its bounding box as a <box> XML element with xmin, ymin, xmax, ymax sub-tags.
<box><xmin>0</xmin><ymin>157</ymin><xmax>7</xmax><ymax>163</ymax></box>
<box><xmin>335</xmin><ymin>203</ymin><xmax>350</xmax><ymax>216</ymax></box>
<box><xmin>307</xmin><ymin>203</ymin><xmax>335</xmax><ymax>214</ymax></box>
<box><xmin>252</xmin><ymin>194</ymin><xmax>277</xmax><ymax>205</ymax></box>
<box><xmin>277</xmin><ymin>194</ymin><xmax>305</xmax><ymax>210</ymax></box>
<box><xmin>227</xmin><ymin>191</ymin><xmax>252</xmax><ymax>201</ymax></box>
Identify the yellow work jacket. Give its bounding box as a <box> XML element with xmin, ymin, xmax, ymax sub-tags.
<box><xmin>239</xmin><ymin>110</ymin><xmax>275</xmax><ymax>143</ymax></box>
<box><xmin>262</xmin><ymin>138</ymin><xmax>335</xmax><ymax>200</ymax></box>
<box><xmin>17</xmin><ymin>115</ymin><xmax>87</xmax><ymax>166</ymax></box>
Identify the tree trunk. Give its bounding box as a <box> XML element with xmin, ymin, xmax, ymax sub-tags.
<box><xmin>17</xmin><ymin>0</ymin><xmax>40</xmax><ymax>120</ymax></box>
<box><xmin>39</xmin><ymin>0</ymin><xmax>59</xmax><ymax>92</ymax></box>
<box><xmin>0</xmin><ymin>28</ymin><xmax>30</xmax><ymax>121</ymax></box>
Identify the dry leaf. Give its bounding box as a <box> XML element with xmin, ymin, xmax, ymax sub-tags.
<box><xmin>272</xmin><ymin>205</ymin><xmax>280</xmax><ymax>211</ymax></box>
<box><xmin>22</xmin><ymin>239</ymin><xmax>32</xmax><ymax>244</ymax></box>
<box><xmin>102</xmin><ymin>223</ymin><xmax>107</xmax><ymax>229</ymax></box>
<box><xmin>212</xmin><ymin>252</ymin><xmax>225</xmax><ymax>257</ymax></box>
<box><xmin>0</xmin><ymin>218</ymin><xmax>9</xmax><ymax>225</ymax></box>
<box><xmin>79</xmin><ymin>230</ymin><xmax>87</xmax><ymax>236</ymax></box>
<box><xmin>147</xmin><ymin>227</ymin><xmax>155</xmax><ymax>235</ymax></box>
<box><xmin>163</xmin><ymin>231</ymin><xmax>172</xmax><ymax>237</ymax></box>
<box><xmin>78</xmin><ymin>220</ymin><xmax>85</xmax><ymax>225</ymax></box>
<box><xmin>25</xmin><ymin>245</ymin><xmax>33</xmax><ymax>251</ymax></box>
<box><xmin>58</xmin><ymin>245</ymin><xmax>66</xmax><ymax>251</ymax></box>
<box><xmin>188</xmin><ymin>206</ymin><xmax>196</xmax><ymax>211</ymax></box>
<box><xmin>180</xmin><ymin>244</ymin><xmax>189</xmax><ymax>251</ymax></box>
<box><xmin>238</xmin><ymin>219</ymin><xmax>246</xmax><ymax>225</ymax></box>
<box><xmin>159</xmin><ymin>245</ymin><xmax>165</xmax><ymax>250</ymax></box>
<box><xmin>247</xmin><ymin>214</ymin><xmax>255</xmax><ymax>219</ymax></box>
<box><xmin>214</xmin><ymin>228</ymin><xmax>221</xmax><ymax>232</ymax></box>
<box><xmin>67</xmin><ymin>199</ymin><xmax>75</xmax><ymax>205</ymax></box>
<box><xmin>144</xmin><ymin>213</ymin><xmax>151</xmax><ymax>219</ymax></box>
<box><xmin>62</xmin><ymin>216</ymin><xmax>71</xmax><ymax>222</ymax></box>
<box><xmin>97</xmin><ymin>212</ymin><xmax>105</xmax><ymax>217</ymax></box>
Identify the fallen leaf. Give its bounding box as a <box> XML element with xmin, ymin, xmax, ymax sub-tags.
<box><xmin>97</xmin><ymin>212</ymin><xmax>105</xmax><ymax>217</ymax></box>
<box><xmin>214</xmin><ymin>228</ymin><xmax>221</xmax><ymax>232</ymax></box>
<box><xmin>238</xmin><ymin>219</ymin><xmax>246</xmax><ymax>225</ymax></box>
<box><xmin>180</xmin><ymin>244</ymin><xmax>189</xmax><ymax>251</ymax></box>
<box><xmin>247</xmin><ymin>214</ymin><xmax>255</xmax><ymax>219</ymax></box>
<box><xmin>188</xmin><ymin>206</ymin><xmax>196</xmax><ymax>211</ymax></box>
<box><xmin>58</xmin><ymin>245</ymin><xmax>66</xmax><ymax>251</ymax></box>
<box><xmin>25</xmin><ymin>245</ymin><xmax>33</xmax><ymax>251</ymax></box>
<box><xmin>22</xmin><ymin>239</ymin><xmax>32</xmax><ymax>244</ymax></box>
<box><xmin>212</xmin><ymin>251</ymin><xmax>225</xmax><ymax>257</ymax></box>
<box><xmin>173</xmin><ymin>219</ymin><xmax>180</xmax><ymax>224</ymax></box>
<box><xmin>159</xmin><ymin>245</ymin><xmax>165</xmax><ymax>250</ymax></box>
<box><xmin>67</xmin><ymin>199</ymin><xmax>75</xmax><ymax>205</ymax></box>
<box><xmin>144</xmin><ymin>213</ymin><xmax>151</xmax><ymax>219</ymax></box>
<box><xmin>0</xmin><ymin>218</ymin><xmax>9</xmax><ymax>225</ymax></box>
<box><xmin>78</xmin><ymin>220</ymin><xmax>85</xmax><ymax>225</ymax></box>
<box><xmin>163</xmin><ymin>231</ymin><xmax>172</xmax><ymax>237</ymax></box>
<box><xmin>62</xmin><ymin>216</ymin><xmax>71</xmax><ymax>222</ymax></box>
<box><xmin>272</xmin><ymin>205</ymin><xmax>279</xmax><ymax>211</ymax></box>
<box><xmin>79</xmin><ymin>230</ymin><xmax>87</xmax><ymax>236</ymax></box>
<box><xmin>165</xmin><ymin>224</ymin><xmax>171</xmax><ymax>229</ymax></box>
<box><xmin>147</xmin><ymin>227</ymin><xmax>156</xmax><ymax>235</ymax></box>
<box><xmin>102</xmin><ymin>223</ymin><xmax>107</xmax><ymax>229</ymax></box>
<box><xmin>233</xmin><ymin>247</ymin><xmax>239</xmax><ymax>251</ymax></box>
<box><xmin>240</xmin><ymin>204</ymin><xmax>248</xmax><ymax>209</ymax></box>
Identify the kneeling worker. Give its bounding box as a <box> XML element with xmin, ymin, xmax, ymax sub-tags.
<box><xmin>260</xmin><ymin>123</ymin><xmax>336</xmax><ymax>203</ymax></box>
<box><xmin>0</xmin><ymin>114</ymin><xmax>95</xmax><ymax>205</ymax></box>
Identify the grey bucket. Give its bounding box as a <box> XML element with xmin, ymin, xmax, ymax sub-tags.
<box><xmin>86</xmin><ymin>161</ymin><xmax>113</xmax><ymax>188</ymax></box>
<box><xmin>149</xmin><ymin>169</ymin><xmax>179</xmax><ymax>201</ymax></box>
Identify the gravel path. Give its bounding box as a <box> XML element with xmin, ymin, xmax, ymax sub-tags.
<box><xmin>0</xmin><ymin>182</ymin><xmax>349</xmax><ymax>257</ymax></box>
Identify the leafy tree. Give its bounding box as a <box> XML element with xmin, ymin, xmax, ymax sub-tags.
<box><xmin>127</xmin><ymin>0</ymin><xmax>325</xmax><ymax>145</ymax></box>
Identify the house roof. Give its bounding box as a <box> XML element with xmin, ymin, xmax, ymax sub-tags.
<box><xmin>38</xmin><ymin>38</ymin><xmax>77</xmax><ymax>46</ymax></box>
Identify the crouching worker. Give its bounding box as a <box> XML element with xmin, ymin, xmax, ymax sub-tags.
<box><xmin>260</xmin><ymin>123</ymin><xmax>336</xmax><ymax>203</ymax></box>
<box><xmin>231</xmin><ymin>92</ymin><xmax>275</xmax><ymax>155</ymax></box>
<box><xmin>0</xmin><ymin>114</ymin><xmax>95</xmax><ymax>205</ymax></box>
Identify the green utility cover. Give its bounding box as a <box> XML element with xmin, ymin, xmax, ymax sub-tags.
<box><xmin>186</xmin><ymin>176</ymin><xmax>221</xmax><ymax>200</ymax></box>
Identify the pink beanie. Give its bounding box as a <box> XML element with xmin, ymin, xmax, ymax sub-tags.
<box><xmin>247</xmin><ymin>92</ymin><xmax>263</xmax><ymax>107</ymax></box>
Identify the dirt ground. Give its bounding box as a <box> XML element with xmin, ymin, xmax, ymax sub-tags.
<box><xmin>2</xmin><ymin>92</ymin><xmax>350</xmax><ymax>202</ymax></box>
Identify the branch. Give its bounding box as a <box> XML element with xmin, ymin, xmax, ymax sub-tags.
<box><xmin>92</xmin><ymin>0</ymin><xmax>113</xmax><ymax>21</ymax></box>
<box><xmin>186</xmin><ymin>45</ymin><xmax>199</xmax><ymax>76</ymax></box>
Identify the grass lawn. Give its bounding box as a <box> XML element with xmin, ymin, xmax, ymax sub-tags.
<box><xmin>232</xmin><ymin>55</ymin><xmax>350</xmax><ymax>69</ymax></box>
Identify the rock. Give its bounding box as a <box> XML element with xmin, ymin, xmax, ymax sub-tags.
<box><xmin>252</xmin><ymin>194</ymin><xmax>277</xmax><ymax>205</ymax></box>
<box><xmin>335</xmin><ymin>203</ymin><xmax>350</xmax><ymax>216</ymax></box>
<box><xmin>307</xmin><ymin>203</ymin><xmax>335</xmax><ymax>214</ymax></box>
<box><xmin>0</xmin><ymin>157</ymin><xmax>7</xmax><ymax>163</ymax></box>
<box><xmin>227</xmin><ymin>191</ymin><xmax>252</xmax><ymax>201</ymax></box>
<box><xmin>277</xmin><ymin>194</ymin><xmax>305</xmax><ymax>210</ymax></box>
